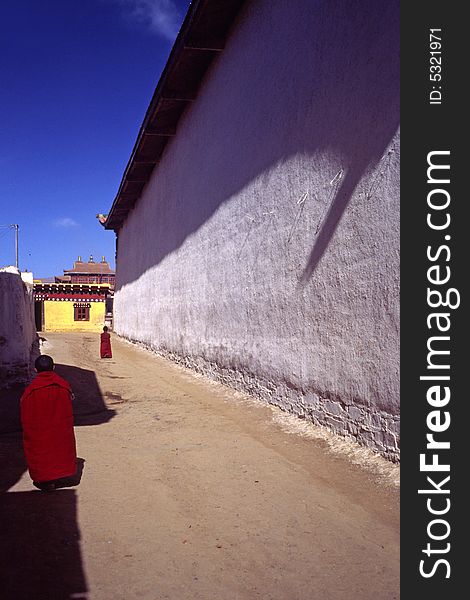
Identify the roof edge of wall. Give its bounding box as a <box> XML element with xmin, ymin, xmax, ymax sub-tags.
<box><xmin>104</xmin><ymin>0</ymin><xmax>246</xmax><ymax>231</ymax></box>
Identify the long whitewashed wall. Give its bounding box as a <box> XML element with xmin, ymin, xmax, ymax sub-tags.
<box><xmin>0</xmin><ymin>268</ymin><xmax>38</xmax><ymax>387</ymax></box>
<box><xmin>114</xmin><ymin>0</ymin><xmax>400</xmax><ymax>459</ymax></box>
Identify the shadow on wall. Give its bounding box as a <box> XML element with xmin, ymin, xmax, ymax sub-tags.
<box><xmin>116</xmin><ymin>0</ymin><xmax>399</xmax><ymax>290</ymax></box>
<box><xmin>0</xmin><ymin>365</ymin><xmax>115</xmax><ymax>598</ymax></box>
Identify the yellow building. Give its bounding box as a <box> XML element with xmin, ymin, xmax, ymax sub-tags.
<box><xmin>33</xmin><ymin>282</ymin><xmax>110</xmax><ymax>332</ymax></box>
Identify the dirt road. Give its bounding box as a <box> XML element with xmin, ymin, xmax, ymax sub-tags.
<box><xmin>1</xmin><ymin>332</ymin><xmax>399</xmax><ymax>600</ymax></box>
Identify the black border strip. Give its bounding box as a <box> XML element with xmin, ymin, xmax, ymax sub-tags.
<box><xmin>401</xmin><ymin>3</ymin><xmax>465</xmax><ymax>597</ymax></box>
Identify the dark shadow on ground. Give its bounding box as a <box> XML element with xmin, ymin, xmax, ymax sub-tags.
<box><xmin>0</xmin><ymin>489</ymin><xmax>88</xmax><ymax>600</ymax></box>
<box><xmin>0</xmin><ymin>427</ymin><xmax>88</xmax><ymax>598</ymax></box>
<box><xmin>54</xmin><ymin>363</ymin><xmax>116</xmax><ymax>426</ymax></box>
<box><xmin>0</xmin><ymin>365</ymin><xmax>116</xmax><ymax>597</ymax></box>
<box><xmin>0</xmin><ymin>364</ymin><xmax>115</xmax><ymax>488</ymax></box>
<box><xmin>0</xmin><ymin>363</ymin><xmax>115</xmax><ymax>485</ymax></box>
<box><xmin>0</xmin><ymin>430</ymin><xmax>27</xmax><ymax>493</ymax></box>
<box><xmin>0</xmin><ymin>384</ymin><xmax>24</xmax><ymax>435</ymax></box>
<box><xmin>0</xmin><ymin>365</ymin><xmax>116</xmax><ymax>433</ymax></box>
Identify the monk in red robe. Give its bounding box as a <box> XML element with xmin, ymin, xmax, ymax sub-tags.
<box><xmin>100</xmin><ymin>325</ymin><xmax>112</xmax><ymax>358</ymax></box>
<box><xmin>20</xmin><ymin>355</ymin><xmax>77</xmax><ymax>492</ymax></box>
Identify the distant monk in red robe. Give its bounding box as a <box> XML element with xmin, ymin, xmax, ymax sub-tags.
<box><xmin>100</xmin><ymin>325</ymin><xmax>112</xmax><ymax>358</ymax></box>
<box><xmin>20</xmin><ymin>355</ymin><xmax>77</xmax><ymax>492</ymax></box>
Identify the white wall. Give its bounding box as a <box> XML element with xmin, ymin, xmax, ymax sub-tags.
<box><xmin>0</xmin><ymin>267</ymin><xmax>39</xmax><ymax>387</ymax></box>
<box><xmin>114</xmin><ymin>0</ymin><xmax>400</xmax><ymax>459</ymax></box>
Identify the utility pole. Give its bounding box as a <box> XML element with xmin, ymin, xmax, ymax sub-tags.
<box><xmin>13</xmin><ymin>224</ymin><xmax>19</xmax><ymax>269</ymax></box>
<box><xmin>0</xmin><ymin>224</ymin><xmax>19</xmax><ymax>268</ymax></box>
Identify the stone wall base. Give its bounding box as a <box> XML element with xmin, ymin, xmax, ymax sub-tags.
<box><xmin>120</xmin><ymin>336</ymin><xmax>400</xmax><ymax>463</ymax></box>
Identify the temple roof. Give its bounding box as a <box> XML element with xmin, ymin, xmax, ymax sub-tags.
<box><xmin>64</xmin><ymin>255</ymin><xmax>115</xmax><ymax>275</ymax></box>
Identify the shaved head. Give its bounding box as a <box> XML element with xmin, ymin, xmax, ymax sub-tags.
<box><xmin>35</xmin><ymin>355</ymin><xmax>54</xmax><ymax>372</ymax></box>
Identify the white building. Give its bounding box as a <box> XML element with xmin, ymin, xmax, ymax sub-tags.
<box><xmin>0</xmin><ymin>267</ymin><xmax>38</xmax><ymax>387</ymax></box>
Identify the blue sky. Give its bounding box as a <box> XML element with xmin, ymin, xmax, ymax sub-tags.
<box><xmin>0</xmin><ymin>0</ymin><xmax>190</xmax><ymax>277</ymax></box>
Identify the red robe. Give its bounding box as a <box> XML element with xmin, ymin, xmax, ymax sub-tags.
<box><xmin>20</xmin><ymin>371</ymin><xmax>77</xmax><ymax>482</ymax></box>
<box><xmin>100</xmin><ymin>332</ymin><xmax>112</xmax><ymax>358</ymax></box>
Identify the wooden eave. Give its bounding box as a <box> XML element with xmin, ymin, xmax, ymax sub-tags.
<box><xmin>104</xmin><ymin>0</ymin><xmax>246</xmax><ymax>231</ymax></box>
<box><xmin>34</xmin><ymin>283</ymin><xmax>110</xmax><ymax>294</ymax></box>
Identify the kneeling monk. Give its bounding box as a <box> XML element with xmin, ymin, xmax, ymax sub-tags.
<box><xmin>21</xmin><ymin>355</ymin><xmax>77</xmax><ymax>491</ymax></box>
<box><xmin>100</xmin><ymin>325</ymin><xmax>112</xmax><ymax>358</ymax></box>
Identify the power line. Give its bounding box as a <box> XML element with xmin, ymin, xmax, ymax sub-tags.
<box><xmin>0</xmin><ymin>224</ymin><xmax>19</xmax><ymax>268</ymax></box>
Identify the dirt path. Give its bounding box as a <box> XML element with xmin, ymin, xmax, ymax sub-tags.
<box><xmin>1</xmin><ymin>332</ymin><xmax>399</xmax><ymax>600</ymax></box>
